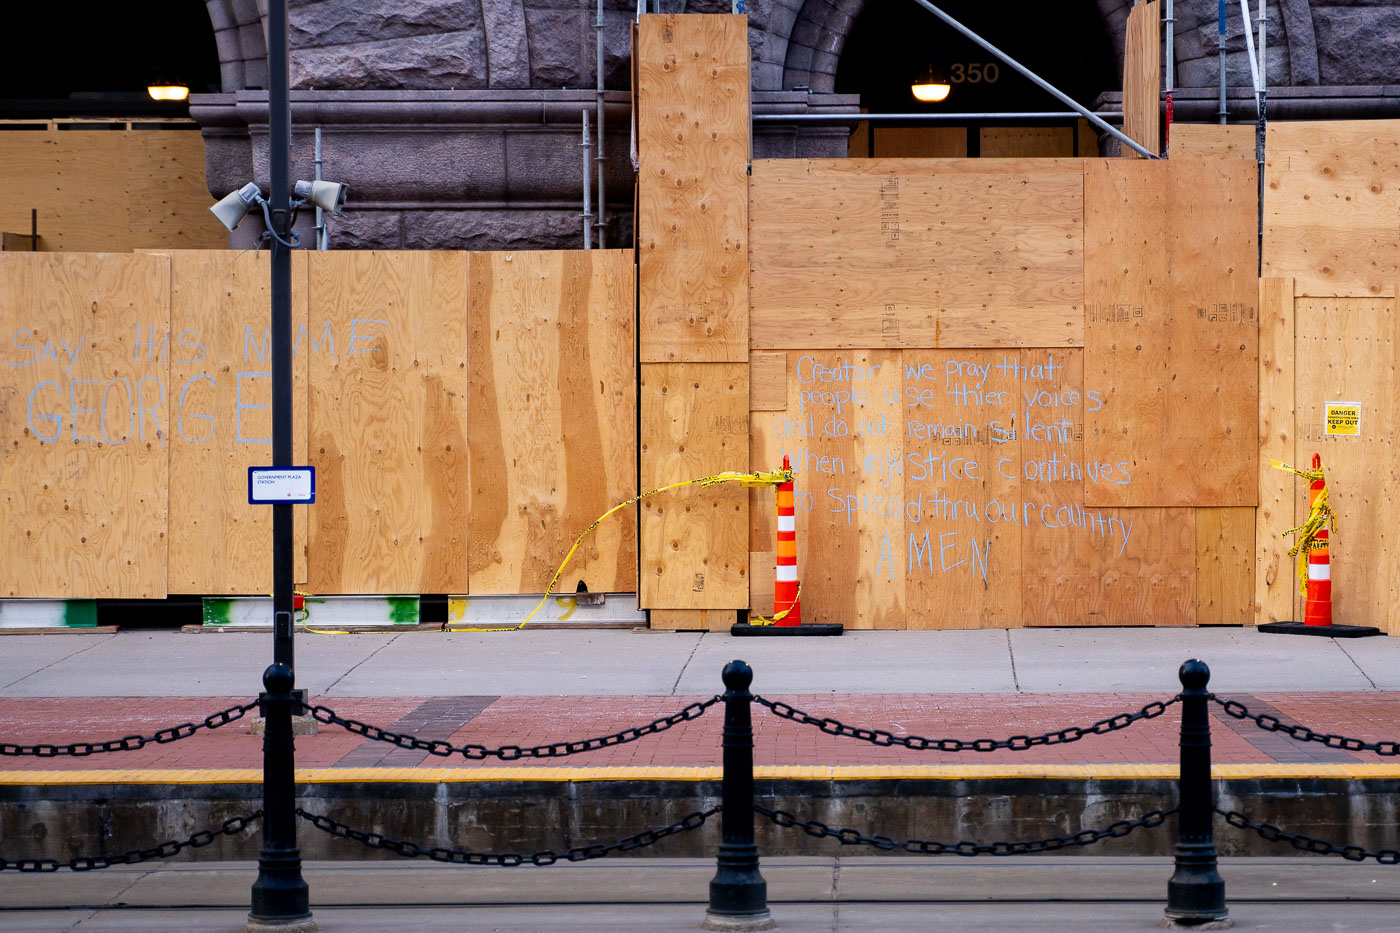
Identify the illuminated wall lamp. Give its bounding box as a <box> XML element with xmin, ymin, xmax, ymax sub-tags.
<box><xmin>911</xmin><ymin>79</ymin><xmax>951</xmax><ymax>103</ymax></box>
<box><xmin>147</xmin><ymin>84</ymin><xmax>190</xmax><ymax>101</ymax></box>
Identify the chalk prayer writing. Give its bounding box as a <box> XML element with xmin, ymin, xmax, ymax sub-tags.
<box><xmin>4</xmin><ymin>318</ymin><xmax>389</xmax><ymax>447</ymax></box>
<box><xmin>776</xmin><ymin>350</ymin><xmax>1138</xmax><ymax>590</ymax></box>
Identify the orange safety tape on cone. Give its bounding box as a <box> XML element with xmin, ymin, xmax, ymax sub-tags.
<box><xmin>774</xmin><ymin>454</ymin><xmax>802</xmax><ymax>626</ymax></box>
<box><xmin>1303</xmin><ymin>455</ymin><xmax>1332</xmax><ymax>626</ymax></box>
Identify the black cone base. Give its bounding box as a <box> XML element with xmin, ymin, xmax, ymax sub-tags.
<box><xmin>1258</xmin><ymin>621</ymin><xmax>1382</xmax><ymax>638</ymax></box>
<box><xmin>731</xmin><ymin>622</ymin><xmax>844</xmax><ymax>636</ymax></box>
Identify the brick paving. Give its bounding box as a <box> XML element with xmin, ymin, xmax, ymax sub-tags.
<box><xmin>4</xmin><ymin>690</ymin><xmax>1400</xmax><ymax>774</ymax></box>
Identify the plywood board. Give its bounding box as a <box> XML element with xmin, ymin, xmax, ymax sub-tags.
<box><xmin>1255</xmin><ymin>278</ymin><xmax>1296</xmax><ymax>624</ymax></box>
<box><xmin>639</xmin><ymin>362</ymin><xmax>749</xmax><ymax>608</ymax></box>
<box><xmin>0</xmin><ymin>131</ymin><xmax>223</xmax><ymax>254</ymax></box>
<box><xmin>750</xmin><ymin>161</ymin><xmax>1084</xmax><ymax>349</ymax></box>
<box><xmin>902</xmin><ymin>350</ymin><xmax>1018</xmax><ymax>629</ymax></box>
<box><xmin>1196</xmin><ymin>507</ymin><xmax>1254</xmax><ymax>624</ymax></box>
<box><xmin>1121</xmin><ymin>0</ymin><xmax>1161</xmax><ymax>159</ymax></box>
<box><xmin>637</xmin><ymin>14</ymin><xmax>749</xmax><ymax>363</ymax></box>
<box><xmin>773</xmin><ymin>350</ymin><xmax>905</xmax><ymax>628</ymax></box>
<box><xmin>1264</xmin><ymin>121</ymin><xmax>1400</xmax><ymax>297</ymax></box>
<box><xmin>749</xmin><ymin>351</ymin><xmax>787</xmax><ymax>411</ymax></box>
<box><xmin>124</xmin><ymin>133</ymin><xmax>228</xmax><ymax>251</ymax></box>
<box><xmin>782</xmin><ymin>158</ymin><xmax>1088</xmax><ymax>177</ymax></box>
<box><xmin>980</xmin><ymin>127</ymin><xmax>1075</xmax><ymax>158</ymax></box>
<box><xmin>1170</xmin><ymin>124</ymin><xmax>1255</xmax><ymax>159</ymax></box>
<box><xmin>1294</xmin><ymin>296</ymin><xmax>1400</xmax><ymax>632</ymax></box>
<box><xmin>307</xmin><ymin>251</ymin><xmax>469</xmax><ymax>595</ymax></box>
<box><xmin>468</xmin><ymin>250</ymin><xmax>636</xmax><ymax>595</ymax></box>
<box><xmin>166</xmin><ymin>250</ymin><xmax>309</xmax><ymax>594</ymax></box>
<box><xmin>1084</xmin><ymin>159</ymin><xmax>1258</xmax><ymax>507</ymax></box>
<box><xmin>0</xmin><ymin>253</ymin><xmax>170</xmax><ymax>598</ymax></box>
<box><xmin>873</xmin><ymin>127</ymin><xmax>967</xmax><ymax>158</ymax></box>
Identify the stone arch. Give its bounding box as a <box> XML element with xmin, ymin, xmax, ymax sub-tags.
<box><xmin>205</xmin><ymin>0</ymin><xmax>268</xmax><ymax>91</ymax></box>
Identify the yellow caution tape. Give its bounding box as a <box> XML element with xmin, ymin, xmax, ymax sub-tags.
<box><xmin>745</xmin><ymin>579</ymin><xmax>801</xmax><ymax>627</ymax></box>
<box><xmin>445</xmin><ymin>468</ymin><xmax>795</xmax><ymax>633</ymax></box>
<box><xmin>1273</xmin><ymin>459</ymin><xmax>1336</xmax><ymax>594</ymax></box>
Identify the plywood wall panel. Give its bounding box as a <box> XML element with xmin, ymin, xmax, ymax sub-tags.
<box><xmin>1084</xmin><ymin>159</ymin><xmax>1258</xmax><ymax>507</ymax></box>
<box><xmin>750</xmin><ymin>162</ymin><xmax>1084</xmax><ymax>350</ymax></box>
<box><xmin>0</xmin><ymin>132</ymin><xmax>224</xmax><ymax>253</ymax></box>
<box><xmin>980</xmin><ymin>127</ymin><xmax>1075</xmax><ymax>158</ymax></box>
<box><xmin>903</xmin><ymin>350</ymin><xmax>1019</xmax><ymax>629</ymax></box>
<box><xmin>167</xmin><ymin>250</ymin><xmax>309</xmax><ymax>594</ymax></box>
<box><xmin>749</xmin><ymin>351</ymin><xmax>787</xmax><ymax>411</ymax></box>
<box><xmin>778</xmin><ymin>351</ymin><xmax>904</xmax><ymax>628</ymax></box>
<box><xmin>1121</xmin><ymin>0</ymin><xmax>1161</xmax><ymax>158</ymax></box>
<box><xmin>637</xmin><ymin>14</ymin><xmax>748</xmax><ymax>363</ymax></box>
<box><xmin>1294</xmin><ymin>296</ymin><xmax>1400</xmax><ymax>632</ymax></box>
<box><xmin>0</xmin><ymin>253</ymin><xmax>169</xmax><ymax>598</ymax></box>
<box><xmin>1255</xmin><ymin>278</ymin><xmax>1296</xmax><ymax>624</ymax></box>
<box><xmin>307</xmin><ymin>251</ymin><xmax>469</xmax><ymax>595</ymax></box>
<box><xmin>640</xmin><ymin>362</ymin><xmax>748</xmax><ymax>608</ymax></box>
<box><xmin>783</xmin><ymin>158</ymin><xmax>1089</xmax><ymax>177</ymax></box>
<box><xmin>1264</xmin><ymin>121</ymin><xmax>1400</xmax><ymax>297</ymax></box>
<box><xmin>468</xmin><ymin>250</ymin><xmax>636</xmax><ymax>595</ymax></box>
<box><xmin>873</xmin><ymin>127</ymin><xmax>967</xmax><ymax>158</ymax></box>
<box><xmin>1170</xmin><ymin>124</ymin><xmax>1255</xmax><ymax>159</ymax></box>
<box><xmin>1197</xmin><ymin>507</ymin><xmax>1255</xmax><ymax>624</ymax></box>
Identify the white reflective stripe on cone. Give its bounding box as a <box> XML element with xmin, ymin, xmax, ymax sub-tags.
<box><xmin>777</xmin><ymin>515</ymin><xmax>795</xmax><ymax>532</ymax></box>
<box><xmin>775</xmin><ymin>565</ymin><xmax>798</xmax><ymax>582</ymax></box>
<box><xmin>1308</xmin><ymin>563</ymin><xmax>1331</xmax><ymax>581</ymax></box>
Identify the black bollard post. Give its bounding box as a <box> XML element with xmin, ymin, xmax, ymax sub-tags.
<box><xmin>702</xmin><ymin>660</ymin><xmax>775</xmax><ymax>932</ymax></box>
<box><xmin>1164</xmin><ymin>659</ymin><xmax>1229</xmax><ymax>928</ymax></box>
<box><xmin>246</xmin><ymin>663</ymin><xmax>315</xmax><ymax>932</ymax></box>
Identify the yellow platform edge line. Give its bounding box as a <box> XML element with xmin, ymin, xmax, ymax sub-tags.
<box><xmin>7</xmin><ymin>762</ymin><xmax>1400</xmax><ymax>786</ymax></box>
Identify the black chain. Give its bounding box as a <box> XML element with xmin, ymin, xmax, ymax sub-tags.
<box><xmin>756</xmin><ymin>804</ymin><xmax>1176</xmax><ymax>856</ymax></box>
<box><xmin>0</xmin><ymin>701</ymin><xmax>259</xmax><ymax>757</ymax></box>
<box><xmin>752</xmin><ymin>694</ymin><xmax>1179</xmax><ymax>752</ymax></box>
<box><xmin>1211</xmin><ymin>695</ymin><xmax>1400</xmax><ymax>756</ymax></box>
<box><xmin>303</xmin><ymin>695</ymin><xmax>719</xmax><ymax>760</ymax></box>
<box><xmin>0</xmin><ymin>811</ymin><xmax>261</xmax><ymax>872</ymax></box>
<box><xmin>297</xmin><ymin>805</ymin><xmax>719</xmax><ymax>865</ymax></box>
<box><xmin>1218</xmin><ymin>808</ymin><xmax>1400</xmax><ymax>864</ymax></box>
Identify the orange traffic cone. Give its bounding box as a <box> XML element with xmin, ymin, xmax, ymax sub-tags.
<box><xmin>1303</xmin><ymin>453</ymin><xmax>1332</xmax><ymax>627</ymax></box>
<box><xmin>774</xmin><ymin>455</ymin><xmax>802</xmax><ymax>626</ymax></box>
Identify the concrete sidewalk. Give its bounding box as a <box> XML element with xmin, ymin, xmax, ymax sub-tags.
<box><xmin>3</xmin><ymin>857</ymin><xmax>1398</xmax><ymax>932</ymax></box>
<box><xmin>2</xmin><ymin>626</ymin><xmax>1397</xmax><ymax>697</ymax></box>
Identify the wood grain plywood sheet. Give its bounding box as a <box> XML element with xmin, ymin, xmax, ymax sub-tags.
<box><xmin>902</xmin><ymin>350</ymin><xmax>1019</xmax><ymax>629</ymax></box>
<box><xmin>749</xmin><ymin>351</ymin><xmax>787</xmax><ymax>411</ymax></box>
<box><xmin>748</xmin><ymin>392</ymin><xmax>781</xmax><ymax>617</ymax></box>
<box><xmin>167</xmin><ymin>250</ymin><xmax>309</xmax><ymax>594</ymax></box>
<box><xmin>640</xmin><ymin>362</ymin><xmax>748</xmax><ymax>608</ymax></box>
<box><xmin>124</xmin><ymin>133</ymin><xmax>227</xmax><ymax>251</ymax></box>
<box><xmin>468</xmin><ymin>250</ymin><xmax>636</xmax><ymax>595</ymax></box>
<box><xmin>1170</xmin><ymin>124</ymin><xmax>1255</xmax><ymax>159</ymax></box>
<box><xmin>1084</xmin><ymin>159</ymin><xmax>1258</xmax><ymax>507</ymax></box>
<box><xmin>979</xmin><ymin>127</ymin><xmax>1075</xmax><ymax>158</ymax></box>
<box><xmin>0</xmin><ymin>134</ymin><xmax>131</xmax><ymax>252</ymax></box>
<box><xmin>1264</xmin><ymin>121</ymin><xmax>1400</xmax><ymax>298</ymax></box>
<box><xmin>872</xmin><ymin>127</ymin><xmax>967</xmax><ymax>158</ymax></box>
<box><xmin>749</xmin><ymin>161</ymin><xmax>1084</xmax><ymax>349</ymax></box>
<box><xmin>637</xmin><ymin>14</ymin><xmax>749</xmax><ymax>363</ymax></box>
<box><xmin>1294</xmin><ymin>296</ymin><xmax>1400</xmax><ymax>632</ymax></box>
<box><xmin>1121</xmin><ymin>0</ymin><xmax>1161</xmax><ymax>158</ymax></box>
<box><xmin>0</xmin><ymin>253</ymin><xmax>169</xmax><ymax>598</ymax></box>
<box><xmin>1196</xmin><ymin>507</ymin><xmax>1254</xmax><ymax>624</ymax></box>
<box><xmin>771</xmin><ymin>350</ymin><xmax>904</xmax><ymax>628</ymax></box>
<box><xmin>782</xmin><ymin>158</ymin><xmax>1089</xmax><ymax>177</ymax></box>
<box><xmin>307</xmin><ymin>252</ymin><xmax>468</xmax><ymax>595</ymax></box>
<box><xmin>1255</xmin><ymin>278</ymin><xmax>1296</xmax><ymax>624</ymax></box>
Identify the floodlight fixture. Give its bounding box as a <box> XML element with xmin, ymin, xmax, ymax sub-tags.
<box><xmin>293</xmin><ymin>179</ymin><xmax>349</xmax><ymax>215</ymax></box>
<box><xmin>209</xmin><ymin>182</ymin><xmax>264</xmax><ymax>232</ymax></box>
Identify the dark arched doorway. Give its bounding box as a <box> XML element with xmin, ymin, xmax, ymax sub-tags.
<box><xmin>833</xmin><ymin>0</ymin><xmax>1118</xmax><ymax>157</ymax></box>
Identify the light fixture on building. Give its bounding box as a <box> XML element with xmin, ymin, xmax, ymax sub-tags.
<box><xmin>911</xmin><ymin>67</ymin><xmax>951</xmax><ymax>103</ymax></box>
<box><xmin>147</xmin><ymin>84</ymin><xmax>190</xmax><ymax>101</ymax></box>
<box><xmin>210</xmin><ymin>179</ymin><xmax>350</xmax><ymax>244</ymax></box>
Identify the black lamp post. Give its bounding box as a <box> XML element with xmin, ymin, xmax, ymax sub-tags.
<box><xmin>245</xmin><ymin>0</ymin><xmax>312</xmax><ymax>928</ymax></box>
